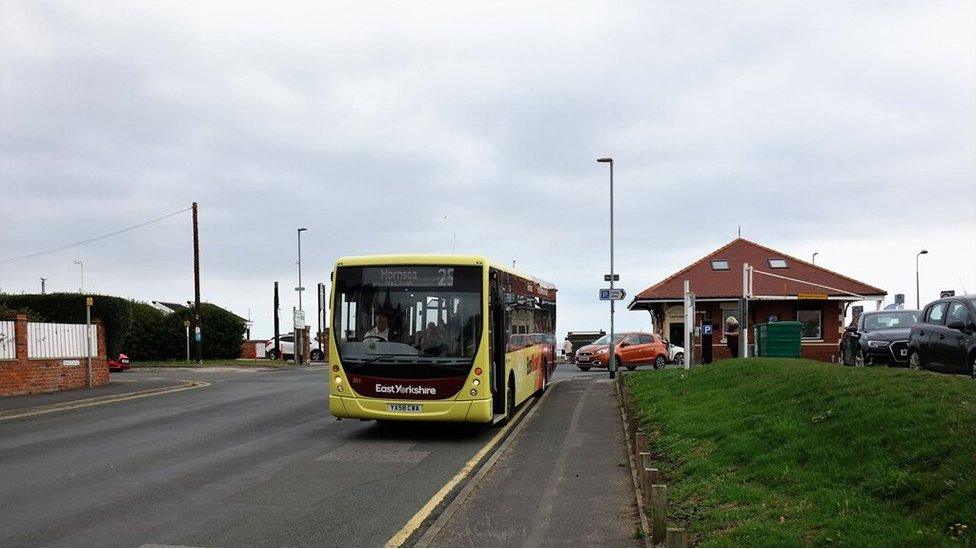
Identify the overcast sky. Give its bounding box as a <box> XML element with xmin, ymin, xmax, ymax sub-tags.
<box><xmin>2</xmin><ymin>1</ymin><xmax>974</xmax><ymax>341</ymax></box>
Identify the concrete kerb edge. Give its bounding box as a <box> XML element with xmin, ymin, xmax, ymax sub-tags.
<box><xmin>616</xmin><ymin>373</ymin><xmax>652</xmax><ymax>548</ymax></box>
<box><xmin>411</xmin><ymin>379</ymin><xmax>563</xmax><ymax>548</ymax></box>
<box><xmin>0</xmin><ymin>380</ymin><xmax>207</xmax><ymax>421</ymax></box>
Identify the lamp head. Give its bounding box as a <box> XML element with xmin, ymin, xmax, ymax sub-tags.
<box><xmin>597</xmin><ymin>157</ymin><xmax>613</xmax><ymax>163</ymax></box>
<box><xmin>298</xmin><ymin>227</ymin><xmax>307</xmax><ymax>232</ymax></box>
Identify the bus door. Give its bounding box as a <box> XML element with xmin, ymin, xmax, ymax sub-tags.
<box><xmin>489</xmin><ymin>269</ymin><xmax>507</xmax><ymax>414</ymax></box>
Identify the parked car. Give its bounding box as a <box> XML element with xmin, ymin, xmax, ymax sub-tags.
<box><xmin>265</xmin><ymin>334</ymin><xmax>294</xmax><ymax>359</ymax></box>
<box><xmin>907</xmin><ymin>295</ymin><xmax>976</xmax><ymax>378</ymax></box>
<box><xmin>839</xmin><ymin>310</ymin><xmax>920</xmax><ymax>367</ymax></box>
<box><xmin>107</xmin><ymin>353</ymin><xmax>130</xmax><ymax>372</ymax></box>
<box><xmin>575</xmin><ymin>332</ymin><xmax>670</xmax><ymax>371</ymax></box>
<box><xmin>265</xmin><ymin>334</ymin><xmax>325</xmax><ymax>361</ymax></box>
<box><xmin>664</xmin><ymin>340</ymin><xmax>685</xmax><ymax>365</ymax></box>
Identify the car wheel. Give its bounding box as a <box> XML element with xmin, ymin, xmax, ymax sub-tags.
<box><xmin>625</xmin><ymin>363</ymin><xmax>637</xmax><ymax>371</ymax></box>
<box><xmin>654</xmin><ymin>355</ymin><xmax>666</xmax><ymax>370</ymax></box>
<box><xmin>855</xmin><ymin>349</ymin><xmax>866</xmax><ymax>368</ymax></box>
<box><xmin>673</xmin><ymin>352</ymin><xmax>684</xmax><ymax>366</ymax></box>
<box><xmin>909</xmin><ymin>351</ymin><xmax>922</xmax><ymax>371</ymax></box>
<box><xmin>267</xmin><ymin>349</ymin><xmax>279</xmax><ymax>360</ymax></box>
<box><xmin>310</xmin><ymin>349</ymin><xmax>324</xmax><ymax>361</ymax></box>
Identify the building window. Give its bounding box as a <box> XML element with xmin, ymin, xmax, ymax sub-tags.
<box><xmin>768</xmin><ymin>258</ymin><xmax>788</xmax><ymax>269</ymax></box>
<box><xmin>797</xmin><ymin>309</ymin><xmax>822</xmax><ymax>339</ymax></box>
<box><xmin>711</xmin><ymin>259</ymin><xmax>731</xmax><ymax>271</ymax></box>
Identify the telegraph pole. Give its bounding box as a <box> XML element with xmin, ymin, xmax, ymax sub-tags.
<box><xmin>273</xmin><ymin>281</ymin><xmax>280</xmax><ymax>360</ymax></box>
<box><xmin>192</xmin><ymin>202</ymin><xmax>202</xmax><ymax>364</ymax></box>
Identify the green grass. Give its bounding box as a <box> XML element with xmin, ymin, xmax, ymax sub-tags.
<box><xmin>626</xmin><ymin>358</ymin><xmax>975</xmax><ymax>547</ymax></box>
<box><xmin>130</xmin><ymin>358</ymin><xmax>282</xmax><ymax>368</ymax></box>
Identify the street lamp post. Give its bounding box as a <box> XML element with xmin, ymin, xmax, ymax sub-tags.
<box><xmin>297</xmin><ymin>228</ymin><xmax>307</xmax><ymax>311</ymax></box>
<box><xmin>297</xmin><ymin>227</ymin><xmax>307</xmax><ymax>365</ymax></box>
<box><xmin>916</xmin><ymin>249</ymin><xmax>928</xmax><ymax>309</ymax></box>
<box><xmin>73</xmin><ymin>260</ymin><xmax>85</xmax><ymax>293</ymax></box>
<box><xmin>597</xmin><ymin>157</ymin><xmax>616</xmax><ymax>380</ymax></box>
<box><xmin>812</xmin><ymin>252</ymin><xmax>819</xmax><ymax>265</ymax></box>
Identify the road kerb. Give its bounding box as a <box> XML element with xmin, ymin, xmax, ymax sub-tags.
<box><xmin>0</xmin><ymin>380</ymin><xmax>209</xmax><ymax>421</ymax></box>
<box><xmin>384</xmin><ymin>381</ymin><xmax>558</xmax><ymax>548</ymax></box>
<box><xmin>616</xmin><ymin>374</ymin><xmax>652</xmax><ymax>547</ymax></box>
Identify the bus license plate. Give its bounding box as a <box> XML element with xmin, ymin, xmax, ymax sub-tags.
<box><xmin>387</xmin><ymin>403</ymin><xmax>422</xmax><ymax>413</ymax></box>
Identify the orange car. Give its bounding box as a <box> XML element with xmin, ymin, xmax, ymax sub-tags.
<box><xmin>575</xmin><ymin>332</ymin><xmax>670</xmax><ymax>371</ymax></box>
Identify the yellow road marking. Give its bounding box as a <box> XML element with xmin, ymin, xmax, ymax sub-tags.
<box><xmin>383</xmin><ymin>396</ymin><xmax>536</xmax><ymax>548</ymax></box>
<box><xmin>0</xmin><ymin>381</ymin><xmax>209</xmax><ymax>421</ymax></box>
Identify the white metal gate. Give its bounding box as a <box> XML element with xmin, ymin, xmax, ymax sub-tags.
<box><xmin>26</xmin><ymin>322</ymin><xmax>98</xmax><ymax>359</ymax></box>
<box><xmin>0</xmin><ymin>320</ymin><xmax>15</xmax><ymax>359</ymax></box>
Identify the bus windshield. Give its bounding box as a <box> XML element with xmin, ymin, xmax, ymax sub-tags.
<box><xmin>333</xmin><ymin>265</ymin><xmax>483</xmax><ymax>379</ymax></box>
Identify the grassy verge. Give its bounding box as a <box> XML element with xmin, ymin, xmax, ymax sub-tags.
<box><xmin>626</xmin><ymin>358</ymin><xmax>975</xmax><ymax>547</ymax></box>
<box><xmin>130</xmin><ymin>358</ymin><xmax>283</xmax><ymax>368</ymax></box>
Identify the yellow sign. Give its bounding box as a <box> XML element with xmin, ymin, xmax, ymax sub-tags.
<box><xmin>85</xmin><ymin>297</ymin><xmax>93</xmax><ymax>306</ymax></box>
<box><xmin>797</xmin><ymin>293</ymin><xmax>828</xmax><ymax>300</ymax></box>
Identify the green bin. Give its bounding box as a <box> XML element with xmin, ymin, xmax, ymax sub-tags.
<box><xmin>753</xmin><ymin>321</ymin><xmax>803</xmax><ymax>358</ymax></box>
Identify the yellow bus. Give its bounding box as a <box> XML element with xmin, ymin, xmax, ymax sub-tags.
<box><xmin>328</xmin><ymin>255</ymin><xmax>557</xmax><ymax>423</ymax></box>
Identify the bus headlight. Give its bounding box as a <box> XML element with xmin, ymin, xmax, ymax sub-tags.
<box><xmin>334</xmin><ymin>376</ymin><xmax>342</xmax><ymax>384</ymax></box>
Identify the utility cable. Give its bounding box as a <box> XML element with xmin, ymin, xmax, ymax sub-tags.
<box><xmin>0</xmin><ymin>206</ymin><xmax>192</xmax><ymax>265</ymax></box>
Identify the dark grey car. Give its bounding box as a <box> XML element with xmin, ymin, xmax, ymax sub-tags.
<box><xmin>908</xmin><ymin>295</ymin><xmax>976</xmax><ymax>378</ymax></box>
<box><xmin>840</xmin><ymin>310</ymin><xmax>920</xmax><ymax>367</ymax></box>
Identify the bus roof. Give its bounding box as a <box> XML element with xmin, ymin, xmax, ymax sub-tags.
<box><xmin>334</xmin><ymin>254</ymin><xmax>557</xmax><ymax>292</ymax></box>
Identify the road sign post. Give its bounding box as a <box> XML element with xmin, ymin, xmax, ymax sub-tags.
<box><xmin>85</xmin><ymin>296</ymin><xmax>93</xmax><ymax>388</ymax></box>
<box><xmin>183</xmin><ymin>319</ymin><xmax>191</xmax><ymax>365</ymax></box>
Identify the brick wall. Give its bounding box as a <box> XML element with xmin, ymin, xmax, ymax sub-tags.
<box><xmin>240</xmin><ymin>340</ymin><xmax>265</xmax><ymax>359</ymax></box>
<box><xmin>0</xmin><ymin>315</ymin><xmax>109</xmax><ymax>397</ymax></box>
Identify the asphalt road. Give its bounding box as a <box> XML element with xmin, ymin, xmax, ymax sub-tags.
<box><xmin>0</xmin><ymin>365</ymin><xmax>609</xmax><ymax>547</ymax></box>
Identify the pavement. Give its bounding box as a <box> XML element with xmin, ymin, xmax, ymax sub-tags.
<box><xmin>0</xmin><ymin>364</ymin><xmax>640</xmax><ymax>547</ymax></box>
<box><xmin>0</xmin><ymin>376</ymin><xmax>189</xmax><ymax>414</ymax></box>
<box><xmin>426</xmin><ymin>374</ymin><xmax>640</xmax><ymax>548</ymax></box>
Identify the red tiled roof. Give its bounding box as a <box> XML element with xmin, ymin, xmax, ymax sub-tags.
<box><xmin>630</xmin><ymin>238</ymin><xmax>886</xmax><ymax>305</ymax></box>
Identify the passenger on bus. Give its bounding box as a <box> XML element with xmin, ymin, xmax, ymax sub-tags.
<box><xmin>419</xmin><ymin>322</ymin><xmax>447</xmax><ymax>355</ymax></box>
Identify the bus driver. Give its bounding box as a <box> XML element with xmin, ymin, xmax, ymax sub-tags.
<box><xmin>364</xmin><ymin>313</ymin><xmax>391</xmax><ymax>342</ymax></box>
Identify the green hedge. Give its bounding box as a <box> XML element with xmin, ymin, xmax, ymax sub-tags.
<box><xmin>0</xmin><ymin>294</ymin><xmax>246</xmax><ymax>360</ymax></box>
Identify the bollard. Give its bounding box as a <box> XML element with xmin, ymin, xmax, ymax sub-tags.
<box><xmin>638</xmin><ymin>452</ymin><xmax>651</xmax><ymax>489</ymax></box>
<box><xmin>651</xmin><ymin>484</ymin><xmax>667</xmax><ymax>544</ymax></box>
<box><xmin>643</xmin><ymin>467</ymin><xmax>660</xmax><ymax>494</ymax></box>
<box><xmin>635</xmin><ymin>430</ymin><xmax>648</xmax><ymax>455</ymax></box>
<box><xmin>666</xmin><ymin>527</ymin><xmax>687</xmax><ymax>547</ymax></box>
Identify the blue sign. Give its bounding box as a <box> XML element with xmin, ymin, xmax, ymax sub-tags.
<box><xmin>194</xmin><ymin>326</ymin><xmax>202</xmax><ymax>342</ymax></box>
<box><xmin>702</xmin><ymin>324</ymin><xmax>713</xmax><ymax>336</ymax></box>
<box><xmin>599</xmin><ymin>288</ymin><xmax>626</xmax><ymax>301</ymax></box>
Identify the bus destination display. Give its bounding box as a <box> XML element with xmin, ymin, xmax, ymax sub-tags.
<box><xmin>362</xmin><ymin>267</ymin><xmax>455</xmax><ymax>287</ymax></box>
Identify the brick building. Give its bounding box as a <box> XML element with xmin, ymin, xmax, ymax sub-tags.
<box><xmin>628</xmin><ymin>238</ymin><xmax>886</xmax><ymax>363</ymax></box>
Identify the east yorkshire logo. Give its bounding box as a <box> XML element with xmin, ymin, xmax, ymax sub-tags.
<box><xmin>375</xmin><ymin>383</ymin><xmax>437</xmax><ymax>395</ymax></box>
